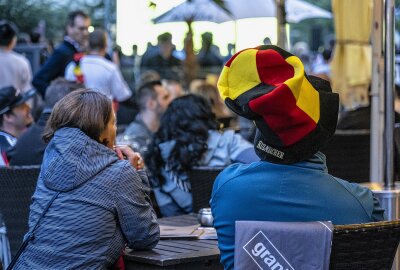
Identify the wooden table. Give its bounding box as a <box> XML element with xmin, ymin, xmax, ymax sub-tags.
<box><xmin>124</xmin><ymin>214</ymin><xmax>223</xmax><ymax>270</ymax></box>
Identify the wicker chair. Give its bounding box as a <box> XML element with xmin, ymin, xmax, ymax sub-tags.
<box><xmin>330</xmin><ymin>220</ymin><xmax>400</xmax><ymax>270</ymax></box>
<box><xmin>0</xmin><ymin>166</ymin><xmax>40</xmax><ymax>258</ymax></box>
<box><xmin>320</xmin><ymin>129</ymin><xmax>370</xmax><ymax>183</ymax></box>
<box><xmin>235</xmin><ymin>220</ymin><xmax>400</xmax><ymax>270</ymax></box>
<box><xmin>187</xmin><ymin>166</ymin><xmax>224</xmax><ymax>212</ymax></box>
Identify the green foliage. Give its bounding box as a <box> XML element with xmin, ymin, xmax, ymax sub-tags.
<box><xmin>290</xmin><ymin>0</ymin><xmax>334</xmax><ymax>51</ymax></box>
<box><xmin>0</xmin><ymin>0</ymin><xmax>115</xmax><ymax>42</ymax></box>
<box><xmin>0</xmin><ymin>0</ymin><xmax>69</xmax><ymax>41</ymax></box>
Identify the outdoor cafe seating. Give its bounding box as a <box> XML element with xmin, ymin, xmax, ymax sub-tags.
<box><xmin>234</xmin><ymin>220</ymin><xmax>400</xmax><ymax>270</ymax></box>
<box><xmin>2</xmin><ymin>165</ymin><xmax>400</xmax><ymax>269</ymax></box>
<box><xmin>188</xmin><ymin>166</ymin><xmax>225</xmax><ymax>212</ymax></box>
<box><xmin>320</xmin><ymin>129</ymin><xmax>370</xmax><ymax>183</ymax></box>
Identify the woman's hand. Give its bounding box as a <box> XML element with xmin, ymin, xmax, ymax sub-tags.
<box><xmin>114</xmin><ymin>145</ymin><xmax>144</xmax><ymax>170</ymax></box>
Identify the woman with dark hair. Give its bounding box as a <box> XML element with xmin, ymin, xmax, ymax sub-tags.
<box><xmin>13</xmin><ymin>89</ymin><xmax>159</xmax><ymax>269</ymax></box>
<box><xmin>146</xmin><ymin>94</ymin><xmax>258</xmax><ymax>217</ymax></box>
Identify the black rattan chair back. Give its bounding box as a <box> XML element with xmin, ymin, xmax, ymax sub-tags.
<box><xmin>0</xmin><ymin>166</ymin><xmax>40</xmax><ymax>257</ymax></box>
<box><xmin>330</xmin><ymin>220</ymin><xmax>400</xmax><ymax>269</ymax></box>
<box><xmin>320</xmin><ymin>129</ymin><xmax>370</xmax><ymax>183</ymax></box>
<box><xmin>187</xmin><ymin>166</ymin><xmax>224</xmax><ymax>212</ymax></box>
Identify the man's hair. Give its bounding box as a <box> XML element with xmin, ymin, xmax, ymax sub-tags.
<box><xmin>0</xmin><ymin>20</ymin><xmax>17</xmax><ymax>46</ymax></box>
<box><xmin>0</xmin><ymin>110</ymin><xmax>12</xmax><ymax>127</ymax></box>
<box><xmin>43</xmin><ymin>89</ymin><xmax>112</xmax><ymax>143</ymax></box>
<box><xmin>157</xmin><ymin>32</ymin><xmax>172</xmax><ymax>44</ymax></box>
<box><xmin>89</xmin><ymin>29</ymin><xmax>106</xmax><ymax>51</ymax></box>
<box><xmin>136</xmin><ymin>80</ymin><xmax>162</xmax><ymax>111</ymax></box>
<box><xmin>66</xmin><ymin>10</ymin><xmax>89</xmax><ymax>27</ymax></box>
<box><xmin>44</xmin><ymin>78</ymin><xmax>81</xmax><ymax>109</ymax></box>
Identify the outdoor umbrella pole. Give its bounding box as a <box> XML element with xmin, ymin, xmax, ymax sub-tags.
<box><xmin>384</xmin><ymin>0</ymin><xmax>395</xmax><ymax>189</ymax></box>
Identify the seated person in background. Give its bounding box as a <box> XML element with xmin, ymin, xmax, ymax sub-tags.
<box><xmin>120</xmin><ymin>81</ymin><xmax>171</xmax><ymax>155</ymax></box>
<box><xmin>0</xmin><ymin>86</ymin><xmax>34</xmax><ymax>166</ymax></box>
<box><xmin>13</xmin><ymin>89</ymin><xmax>159</xmax><ymax>269</ymax></box>
<box><xmin>7</xmin><ymin>78</ymin><xmax>80</xmax><ymax>166</ymax></box>
<box><xmin>138</xmin><ymin>69</ymin><xmax>161</xmax><ymax>87</ymax></box>
<box><xmin>191</xmin><ymin>82</ymin><xmax>234</xmax><ymax>129</ymax></box>
<box><xmin>162</xmin><ymin>77</ymin><xmax>184</xmax><ymax>100</ymax></box>
<box><xmin>146</xmin><ymin>94</ymin><xmax>259</xmax><ymax>217</ymax></box>
<box><xmin>211</xmin><ymin>45</ymin><xmax>385</xmax><ymax>270</ymax></box>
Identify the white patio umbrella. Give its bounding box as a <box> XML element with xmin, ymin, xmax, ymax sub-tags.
<box><xmin>153</xmin><ymin>0</ymin><xmax>233</xmax><ymax>24</ymax></box>
<box><xmin>223</xmin><ymin>0</ymin><xmax>332</xmax><ymax>23</ymax></box>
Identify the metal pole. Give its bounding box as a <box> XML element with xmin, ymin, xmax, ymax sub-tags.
<box><xmin>371</xmin><ymin>0</ymin><xmax>384</xmax><ymax>183</ymax></box>
<box><xmin>276</xmin><ymin>0</ymin><xmax>287</xmax><ymax>49</ymax></box>
<box><xmin>384</xmin><ymin>0</ymin><xmax>395</xmax><ymax>188</ymax></box>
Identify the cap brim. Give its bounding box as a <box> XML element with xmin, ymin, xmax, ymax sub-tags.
<box><xmin>0</xmin><ymin>89</ymin><xmax>36</xmax><ymax>115</ymax></box>
<box><xmin>10</xmin><ymin>88</ymin><xmax>36</xmax><ymax>108</ymax></box>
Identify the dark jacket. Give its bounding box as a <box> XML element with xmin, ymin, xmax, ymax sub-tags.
<box><xmin>7</xmin><ymin>112</ymin><xmax>50</xmax><ymax>166</ymax></box>
<box><xmin>32</xmin><ymin>40</ymin><xmax>77</xmax><ymax>96</ymax></box>
<box><xmin>14</xmin><ymin>127</ymin><xmax>159</xmax><ymax>269</ymax></box>
<box><xmin>141</xmin><ymin>53</ymin><xmax>182</xmax><ymax>80</ymax></box>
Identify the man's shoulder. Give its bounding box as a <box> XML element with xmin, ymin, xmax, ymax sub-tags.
<box><xmin>9</xmin><ymin>51</ymin><xmax>30</xmax><ymax>65</ymax></box>
<box><xmin>83</xmin><ymin>55</ymin><xmax>117</xmax><ymax>71</ymax></box>
<box><xmin>213</xmin><ymin>162</ymin><xmax>264</xmax><ymax>190</ymax></box>
<box><xmin>124</xmin><ymin>120</ymin><xmax>149</xmax><ymax>136</ymax></box>
<box><xmin>53</xmin><ymin>41</ymin><xmax>76</xmax><ymax>56</ymax></box>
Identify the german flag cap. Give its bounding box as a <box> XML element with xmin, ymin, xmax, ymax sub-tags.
<box><xmin>217</xmin><ymin>45</ymin><xmax>339</xmax><ymax>164</ymax></box>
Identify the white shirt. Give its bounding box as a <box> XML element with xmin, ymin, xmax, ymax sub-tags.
<box><xmin>65</xmin><ymin>55</ymin><xmax>132</xmax><ymax>101</ymax></box>
<box><xmin>0</xmin><ymin>49</ymin><xmax>33</xmax><ymax>93</ymax></box>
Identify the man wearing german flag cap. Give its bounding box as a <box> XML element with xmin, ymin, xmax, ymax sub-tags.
<box><xmin>210</xmin><ymin>45</ymin><xmax>385</xmax><ymax>270</ymax></box>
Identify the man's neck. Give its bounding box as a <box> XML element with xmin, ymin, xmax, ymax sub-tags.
<box><xmin>0</xmin><ymin>45</ymin><xmax>12</xmax><ymax>52</ymax></box>
<box><xmin>0</xmin><ymin>125</ymin><xmax>20</xmax><ymax>138</ymax></box>
<box><xmin>64</xmin><ymin>36</ymin><xmax>83</xmax><ymax>52</ymax></box>
<box><xmin>140</xmin><ymin>111</ymin><xmax>160</xmax><ymax>133</ymax></box>
<box><xmin>88</xmin><ymin>49</ymin><xmax>106</xmax><ymax>57</ymax></box>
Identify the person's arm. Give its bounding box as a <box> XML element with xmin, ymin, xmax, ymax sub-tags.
<box><xmin>64</xmin><ymin>62</ymin><xmax>76</xmax><ymax>81</ymax></box>
<box><xmin>114</xmin><ymin>164</ymin><xmax>159</xmax><ymax>250</ymax></box>
<box><xmin>110</xmin><ymin>66</ymin><xmax>132</xmax><ymax>102</ymax></box>
<box><xmin>33</xmin><ymin>49</ymin><xmax>70</xmax><ymax>96</ymax></box>
<box><xmin>21</xmin><ymin>57</ymin><xmax>33</xmax><ymax>92</ymax></box>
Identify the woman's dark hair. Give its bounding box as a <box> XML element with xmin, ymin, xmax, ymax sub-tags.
<box><xmin>145</xmin><ymin>94</ymin><xmax>219</xmax><ymax>185</ymax></box>
<box><xmin>43</xmin><ymin>89</ymin><xmax>112</xmax><ymax>144</ymax></box>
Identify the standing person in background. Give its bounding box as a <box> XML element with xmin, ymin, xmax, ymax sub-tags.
<box><xmin>0</xmin><ymin>86</ymin><xmax>35</xmax><ymax>166</ymax></box>
<box><xmin>197</xmin><ymin>32</ymin><xmax>223</xmax><ymax>69</ymax></box>
<box><xmin>65</xmin><ymin>29</ymin><xmax>132</xmax><ymax>103</ymax></box>
<box><xmin>32</xmin><ymin>10</ymin><xmax>90</xmax><ymax>97</ymax></box>
<box><xmin>141</xmin><ymin>32</ymin><xmax>182</xmax><ymax>81</ymax></box>
<box><xmin>0</xmin><ymin>20</ymin><xmax>33</xmax><ymax>93</ymax></box>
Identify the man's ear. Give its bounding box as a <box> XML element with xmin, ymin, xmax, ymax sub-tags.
<box><xmin>147</xmin><ymin>98</ymin><xmax>157</xmax><ymax>110</ymax></box>
<box><xmin>2</xmin><ymin>112</ymin><xmax>13</xmax><ymax>123</ymax></box>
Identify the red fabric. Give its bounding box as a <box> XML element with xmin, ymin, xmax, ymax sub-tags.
<box><xmin>249</xmin><ymin>84</ymin><xmax>316</xmax><ymax>146</ymax></box>
<box><xmin>113</xmin><ymin>253</ymin><xmax>125</xmax><ymax>270</ymax></box>
<box><xmin>112</xmin><ymin>100</ymin><xmax>119</xmax><ymax>113</ymax></box>
<box><xmin>1</xmin><ymin>150</ymin><xmax>9</xmax><ymax>166</ymax></box>
<box><xmin>73</xmin><ymin>52</ymin><xmax>85</xmax><ymax>62</ymax></box>
<box><xmin>256</xmin><ymin>49</ymin><xmax>294</xmax><ymax>86</ymax></box>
